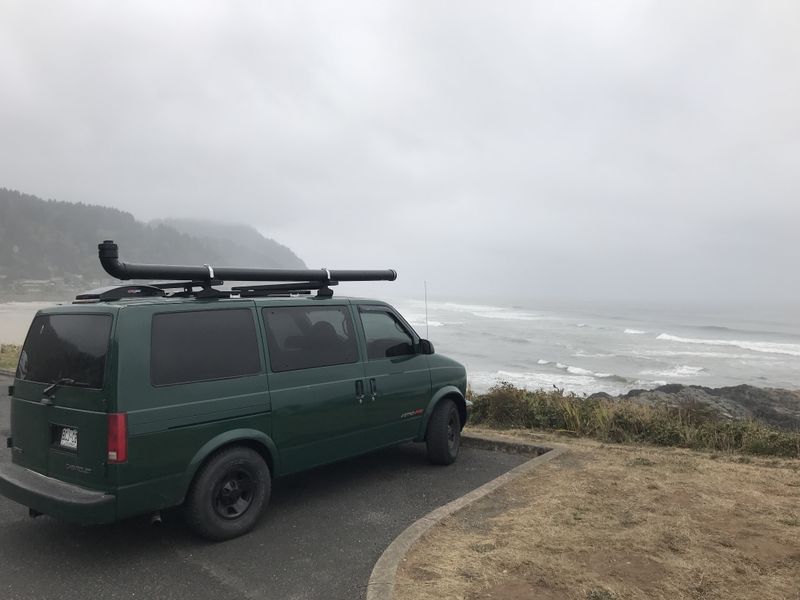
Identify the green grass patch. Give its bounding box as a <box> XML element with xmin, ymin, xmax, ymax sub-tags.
<box><xmin>0</xmin><ymin>344</ymin><xmax>20</xmax><ymax>372</ymax></box>
<box><xmin>470</xmin><ymin>382</ymin><xmax>800</xmax><ymax>458</ymax></box>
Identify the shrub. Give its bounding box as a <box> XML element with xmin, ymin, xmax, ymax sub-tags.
<box><xmin>0</xmin><ymin>344</ymin><xmax>21</xmax><ymax>372</ymax></box>
<box><xmin>470</xmin><ymin>383</ymin><xmax>800</xmax><ymax>458</ymax></box>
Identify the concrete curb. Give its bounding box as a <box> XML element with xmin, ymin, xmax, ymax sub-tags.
<box><xmin>0</xmin><ymin>369</ymin><xmax>14</xmax><ymax>377</ymax></box>
<box><xmin>365</xmin><ymin>432</ymin><xmax>568</xmax><ymax>600</ymax></box>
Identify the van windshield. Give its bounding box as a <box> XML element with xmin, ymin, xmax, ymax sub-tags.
<box><xmin>17</xmin><ymin>314</ymin><xmax>112</xmax><ymax>389</ymax></box>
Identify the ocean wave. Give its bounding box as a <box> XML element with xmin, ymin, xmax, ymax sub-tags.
<box><xmin>595</xmin><ymin>373</ymin><xmax>631</xmax><ymax>383</ymax></box>
<box><xmin>640</xmin><ymin>365</ymin><xmax>706</xmax><ymax>378</ymax></box>
<box><xmin>470</xmin><ymin>369</ymin><xmax>604</xmax><ymax>394</ymax></box>
<box><xmin>420</xmin><ymin>301</ymin><xmax>555</xmax><ymax>322</ymax></box>
<box><xmin>574</xmin><ymin>350</ymin><xmax>616</xmax><ymax>358</ymax></box>
<box><xmin>566</xmin><ymin>366</ymin><xmax>594</xmax><ymax>376</ymax></box>
<box><xmin>468</xmin><ymin>369</ymin><xmax>641</xmax><ymax>395</ymax></box>
<box><xmin>537</xmin><ymin>359</ymin><xmax>551</xmax><ymax>365</ymax></box>
<box><xmin>474</xmin><ymin>310</ymin><xmax>548</xmax><ymax>322</ymax></box>
<box><xmin>545</xmin><ymin>360</ymin><xmax>632</xmax><ymax>383</ymax></box>
<box><xmin>636</xmin><ymin>349</ymin><xmax>755</xmax><ymax>360</ymax></box>
<box><xmin>696</xmin><ymin>324</ymin><xmax>800</xmax><ymax>339</ymax></box>
<box><xmin>398</xmin><ymin>312</ymin><xmax>446</xmax><ymax>328</ymax></box>
<box><xmin>405</xmin><ymin>319</ymin><xmax>444</xmax><ymax>328</ymax></box>
<box><xmin>657</xmin><ymin>333</ymin><xmax>800</xmax><ymax>357</ymax></box>
<box><xmin>644</xmin><ymin>380</ymin><xmax>668</xmax><ymax>387</ymax></box>
<box><xmin>624</xmin><ymin>328</ymin><xmax>646</xmax><ymax>335</ymax></box>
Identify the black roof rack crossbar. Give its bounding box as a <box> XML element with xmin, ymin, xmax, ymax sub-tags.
<box><xmin>99</xmin><ymin>241</ymin><xmax>397</xmax><ymax>283</ymax></box>
<box><xmin>151</xmin><ymin>280</ymin><xmax>225</xmax><ymax>290</ymax></box>
<box><xmin>231</xmin><ymin>281</ymin><xmax>338</xmax><ymax>293</ymax></box>
<box><xmin>233</xmin><ymin>281</ymin><xmax>338</xmax><ymax>298</ymax></box>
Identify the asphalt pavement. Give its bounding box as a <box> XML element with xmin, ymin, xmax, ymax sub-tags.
<box><xmin>0</xmin><ymin>375</ymin><xmax>526</xmax><ymax>600</ymax></box>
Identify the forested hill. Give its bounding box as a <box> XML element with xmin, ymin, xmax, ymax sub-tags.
<box><xmin>0</xmin><ymin>188</ymin><xmax>306</xmax><ymax>287</ymax></box>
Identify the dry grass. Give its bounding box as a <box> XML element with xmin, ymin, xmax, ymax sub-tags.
<box><xmin>0</xmin><ymin>344</ymin><xmax>20</xmax><ymax>372</ymax></box>
<box><xmin>395</xmin><ymin>429</ymin><xmax>800</xmax><ymax>600</ymax></box>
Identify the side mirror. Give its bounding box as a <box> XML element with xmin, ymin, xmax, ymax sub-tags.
<box><xmin>419</xmin><ymin>339</ymin><xmax>435</xmax><ymax>355</ymax></box>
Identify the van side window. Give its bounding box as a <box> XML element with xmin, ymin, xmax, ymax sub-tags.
<box><xmin>151</xmin><ymin>309</ymin><xmax>261</xmax><ymax>386</ymax></box>
<box><xmin>359</xmin><ymin>309</ymin><xmax>415</xmax><ymax>360</ymax></box>
<box><xmin>263</xmin><ymin>306</ymin><xmax>359</xmax><ymax>372</ymax></box>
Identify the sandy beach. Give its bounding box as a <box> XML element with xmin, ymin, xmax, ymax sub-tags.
<box><xmin>0</xmin><ymin>301</ymin><xmax>57</xmax><ymax>344</ymax></box>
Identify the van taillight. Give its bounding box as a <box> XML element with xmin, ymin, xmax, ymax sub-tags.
<box><xmin>107</xmin><ymin>413</ymin><xmax>128</xmax><ymax>463</ymax></box>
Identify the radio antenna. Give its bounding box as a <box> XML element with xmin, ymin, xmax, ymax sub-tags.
<box><xmin>424</xmin><ymin>280</ymin><xmax>429</xmax><ymax>338</ymax></box>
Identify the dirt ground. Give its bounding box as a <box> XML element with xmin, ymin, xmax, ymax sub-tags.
<box><xmin>394</xmin><ymin>428</ymin><xmax>800</xmax><ymax>600</ymax></box>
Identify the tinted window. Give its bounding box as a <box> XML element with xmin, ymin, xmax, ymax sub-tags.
<box><xmin>151</xmin><ymin>309</ymin><xmax>261</xmax><ymax>386</ymax></box>
<box><xmin>263</xmin><ymin>306</ymin><xmax>358</xmax><ymax>372</ymax></box>
<box><xmin>360</xmin><ymin>309</ymin><xmax>415</xmax><ymax>360</ymax></box>
<box><xmin>17</xmin><ymin>314</ymin><xmax>112</xmax><ymax>388</ymax></box>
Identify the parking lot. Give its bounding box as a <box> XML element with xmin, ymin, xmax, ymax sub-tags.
<box><xmin>0</xmin><ymin>375</ymin><xmax>526</xmax><ymax>600</ymax></box>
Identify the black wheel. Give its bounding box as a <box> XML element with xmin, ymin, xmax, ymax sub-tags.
<box><xmin>184</xmin><ymin>446</ymin><xmax>271</xmax><ymax>541</ymax></box>
<box><xmin>426</xmin><ymin>399</ymin><xmax>461</xmax><ymax>465</ymax></box>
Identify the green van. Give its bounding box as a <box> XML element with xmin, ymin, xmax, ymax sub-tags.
<box><xmin>0</xmin><ymin>242</ymin><xmax>468</xmax><ymax>540</ymax></box>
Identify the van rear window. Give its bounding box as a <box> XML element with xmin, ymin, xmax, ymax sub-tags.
<box><xmin>17</xmin><ymin>314</ymin><xmax>112</xmax><ymax>389</ymax></box>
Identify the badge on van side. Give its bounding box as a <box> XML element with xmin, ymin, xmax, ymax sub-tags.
<box><xmin>400</xmin><ymin>408</ymin><xmax>424</xmax><ymax>419</ymax></box>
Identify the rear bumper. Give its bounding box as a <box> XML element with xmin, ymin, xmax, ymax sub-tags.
<box><xmin>0</xmin><ymin>462</ymin><xmax>116</xmax><ymax>525</ymax></box>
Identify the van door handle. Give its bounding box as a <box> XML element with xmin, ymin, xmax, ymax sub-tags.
<box><xmin>355</xmin><ymin>380</ymin><xmax>365</xmax><ymax>404</ymax></box>
<box><xmin>369</xmin><ymin>378</ymin><xmax>377</xmax><ymax>402</ymax></box>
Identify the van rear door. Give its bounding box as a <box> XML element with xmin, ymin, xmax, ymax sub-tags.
<box><xmin>11</xmin><ymin>312</ymin><xmax>114</xmax><ymax>489</ymax></box>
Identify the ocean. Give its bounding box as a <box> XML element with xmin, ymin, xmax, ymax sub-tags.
<box><xmin>391</xmin><ymin>298</ymin><xmax>800</xmax><ymax>395</ymax></box>
<box><xmin>2</xmin><ymin>299</ymin><xmax>799</xmax><ymax>394</ymax></box>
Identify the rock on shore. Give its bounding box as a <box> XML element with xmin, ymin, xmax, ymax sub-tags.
<box><xmin>588</xmin><ymin>384</ymin><xmax>800</xmax><ymax>430</ymax></box>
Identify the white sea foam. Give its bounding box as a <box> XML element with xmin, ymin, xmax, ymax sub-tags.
<box><xmin>422</xmin><ymin>301</ymin><xmax>554</xmax><ymax>322</ymax></box>
<box><xmin>470</xmin><ymin>369</ymin><xmax>600</xmax><ymax>394</ymax></box>
<box><xmin>636</xmin><ymin>349</ymin><xmax>754</xmax><ymax>360</ymax></box>
<box><xmin>473</xmin><ymin>310</ymin><xmax>547</xmax><ymax>322</ymax></box>
<box><xmin>537</xmin><ymin>359</ymin><xmax>551</xmax><ymax>365</ymax></box>
<box><xmin>405</xmin><ymin>318</ymin><xmax>444</xmax><ymax>328</ymax></box>
<box><xmin>624</xmin><ymin>328</ymin><xmax>646</xmax><ymax>335</ymax></box>
<box><xmin>468</xmin><ymin>369</ymin><xmax>647</xmax><ymax>395</ymax></box>
<box><xmin>640</xmin><ymin>365</ymin><xmax>706</xmax><ymax>378</ymax></box>
<box><xmin>657</xmin><ymin>333</ymin><xmax>800</xmax><ymax>357</ymax></box>
<box><xmin>576</xmin><ymin>323</ymin><xmax>587</xmax><ymax>328</ymax></box>
<box><xmin>547</xmin><ymin>360</ymin><xmax>630</xmax><ymax>383</ymax></box>
<box><xmin>574</xmin><ymin>350</ymin><xmax>616</xmax><ymax>358</ymax></box>
<box><xmin>436</xmin><ymin>301</ymin><xmax>505</xmax><ymax>313</ymax></box>
<box><xmin>566</xmin><ymin>366</ymin><xmax>594</xmax><ymax>376</ymax></box>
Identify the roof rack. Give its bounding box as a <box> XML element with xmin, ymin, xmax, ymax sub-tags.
<box><xmin>74</xmin><ymin>285</ymin><xmax>166</xmax><ymax>303</ymax></box>
<box><xmin>73</xmin><ymin>240</ymin><xmax>397</xmax><ymax>302</ymax></box>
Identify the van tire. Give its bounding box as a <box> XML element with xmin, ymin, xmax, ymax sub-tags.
<box><xmin>426</xmin><ymin>399</ymin><xmax>461</xmax><ymax>465</ymax></box>
<box><xmin>184</xmin><ymin>446</ymin><xmax>271</xmax><ymax>541</ymax></box>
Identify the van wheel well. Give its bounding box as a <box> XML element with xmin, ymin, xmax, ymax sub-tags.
<box><xmin>233</xmin><ymin>439</ymin><xmax>275</xmax><ymax>476</ymax></box>
<box><xmin>427</xmin><ymin>394</ymin><xmax>467</xmax><ymax>437</ymax></box>
<box><xmin>187</xmin><ymin>439</ymin><xmax>275</xmax><ymax>498</ymax></box>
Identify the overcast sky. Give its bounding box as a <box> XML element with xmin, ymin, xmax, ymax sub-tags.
<box><xmin>1</xmin><ymin>1</ymin><xmax>798</xmax><ymax>307</ymax></box>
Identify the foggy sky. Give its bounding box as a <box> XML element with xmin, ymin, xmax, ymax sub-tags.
<box><xmin>1</xmin><ymin>1</ymin><xmax>798</xmax><ymax>307</ymax></box>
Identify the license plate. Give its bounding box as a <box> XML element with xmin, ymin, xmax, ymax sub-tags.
<box><xmin>59</xmin><ymin>427</ymin><xmax>78</xmax><ymax>451</ymax></box>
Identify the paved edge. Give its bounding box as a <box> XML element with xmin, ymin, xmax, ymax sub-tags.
<box><xmin>0</xmin><ymin>369</ymin><xmax>14</xmax><ymax>377</ymax></box>
<box><xmin>365</xmin><ymin>431</ymin><xmax>568</xmax><ymax>600</ymax></box>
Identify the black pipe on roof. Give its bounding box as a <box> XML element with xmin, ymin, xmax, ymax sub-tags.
<box><xmin>98</xmin><ymin>241</ymin><xmax>397</xmax><ymax>283</ymax></box>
